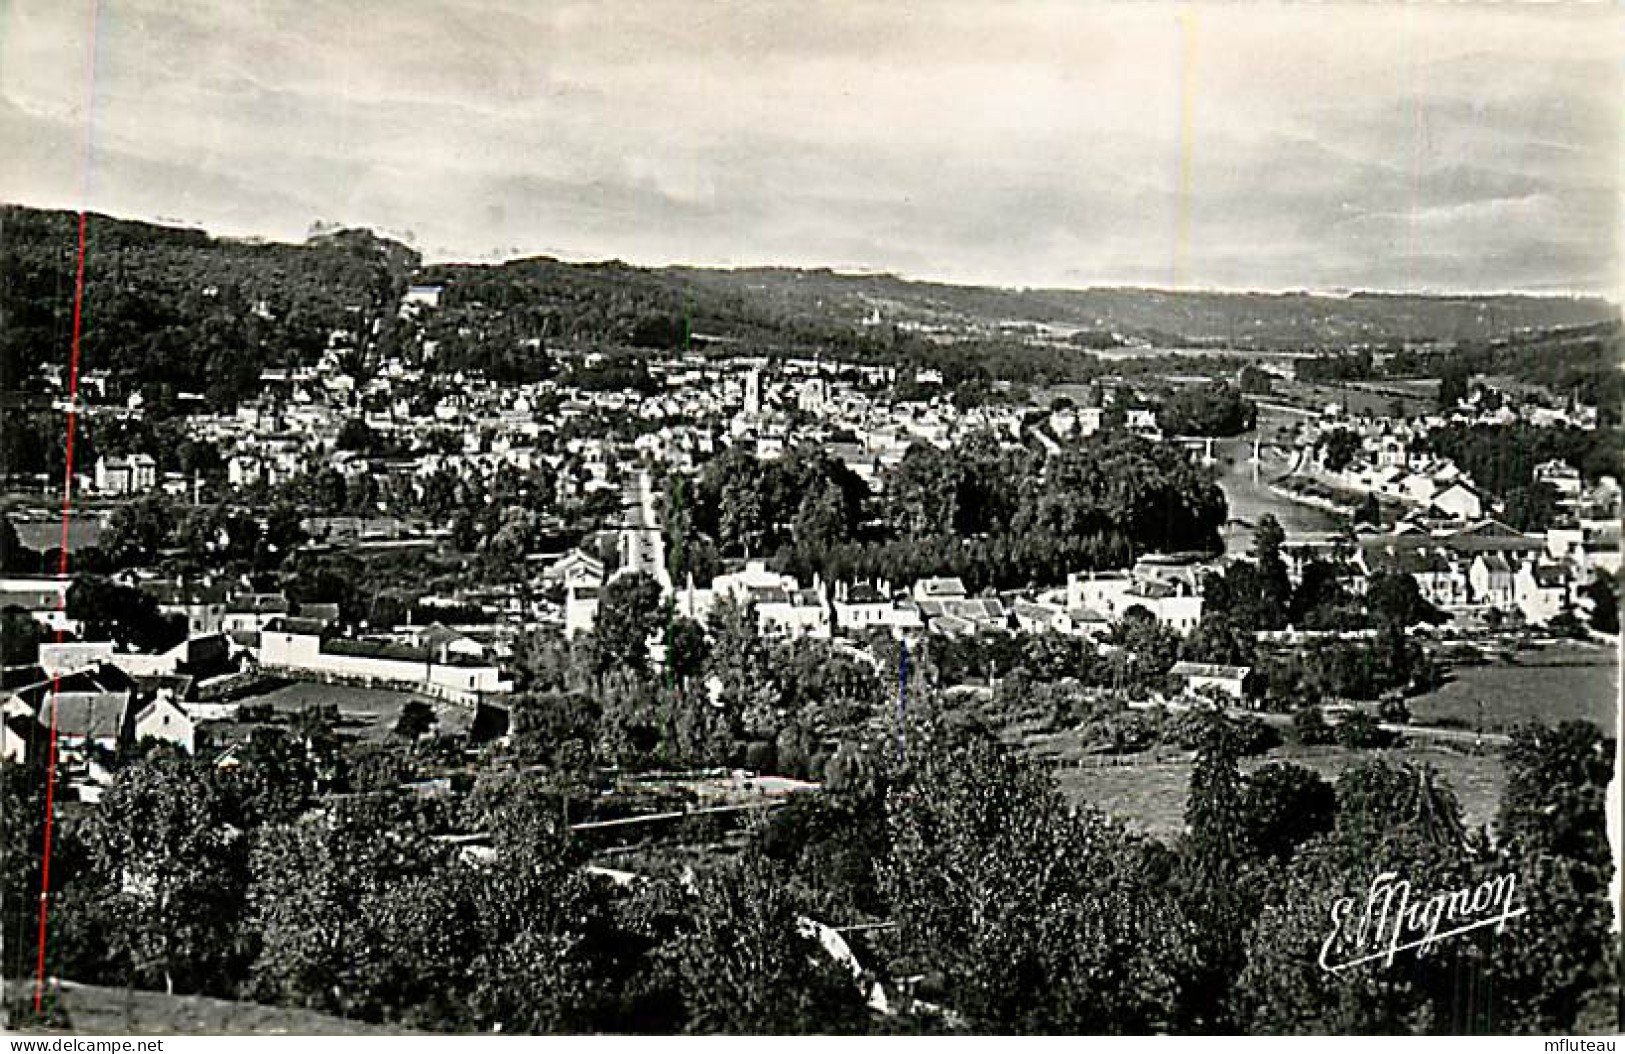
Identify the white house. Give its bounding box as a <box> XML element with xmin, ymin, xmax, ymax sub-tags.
<box><xmin>1400</xmin><ymin>472</ymin><xmax>1443</xmax><ymax>506</ymax></box>
<box><xmin>1468</xmin><ymin>554</ymin><xmax>1516</xmax><ymax>609</ymax></box>
<box><xmin>912</xmin><ymin>577</ymin><xmax>969</xmax><ymax>602</ymax></box>
<box><xmin>1011</xmin><ymin>600</ymin><xmax>1110</xmax><ymax>638</ymax></box>
<box><xmin>543</xmin><ymin>550</ymin><xmax>606</xmax><ymax>589</ymax></box>
<box><xmin>95</xmin><ymin>454</ymin><xmax>157</xmax><ymax>496</ymax></box>
<box><xmin>832</xmin><ymin>581</ymin><xmax>914</xmax><ymax>635</ymax></box>
<box><xmin>1534</xmin><ymin>459</ymin><xmax>1583</xmax><ymax>498</ymax></box>
<box><xmin>751</xmin><ymin>586</ymin><xmax>830</xmax><ymax>639</ymax></box>
<box><xmin>222</xmin><ymin>592</ymin><xmax>292</xmax><ymax>634</ymax></box>
<box><xmin>1168</xmin><ymin>662</ymin><xmax>1253</xmax><ymax>704</ymax></box>
<box><xmin>1067</xmin><ymin>571</ymin><xmax>1203</xmax><ymax>632</ymax></box>
<box><xmin>133</xmin><ymin>691</ymin><xmax>195</xmax><ymax>754</ymax></box>
<box><xmin>1513</xmin><ymin>562</ymin><xmax>1571</xmax><ymax>626</ymax></box>
<box><xmin>565</xmin><ymin>582</ymin><xmax>599</xmax><ymax>637</ymax></box>
<box><xmin>38</xmin><ymin>641</ymin><xmax>116</xmax><ymax>678</ymax></box>
<box><xmin>1431</xmin><ymin>482</ymin><xmax>1486</xmax><ymax>522</ymax></box>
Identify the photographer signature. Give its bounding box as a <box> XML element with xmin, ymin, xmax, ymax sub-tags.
<box><xmin>1319</xmin><ymin>870</ymin><xmax>1526</xmax><ymax>973</ymax></box>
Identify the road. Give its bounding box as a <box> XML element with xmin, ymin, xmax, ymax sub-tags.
<box><xmin>620</xmin><ymin>470</ymin><xmax>671</xmax><ymax>589</ymax></box>
<box><xmin>1233</xmin><ymin>706</ymin><xmax>1510</xmax><ymax>747</ymax></box>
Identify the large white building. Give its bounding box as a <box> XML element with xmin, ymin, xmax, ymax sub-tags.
<box><xmin>1066</xmin><ymin>571</ymin><xmax>1203</xmax><ymax>632</ymax></box>
<box><xmin>95</xmin><ymin>454</ymin><xmax>157</xmax><ymax>495</ymax></box>
<box><xmin>259</xmin><ymin>618</ymin><xmax>510</xmax><ymax>704</ymax></box>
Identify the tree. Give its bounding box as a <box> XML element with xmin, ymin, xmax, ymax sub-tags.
<box><xmin>1317</xmin><ymin>429</ymin><xmax>1361</xmax><ymax>473</ymax></box>
<box><xmin>883</xmin><ymin>736</ymin><xmax>1191</xmax><ymax>1032</ymax></box>
<box><xmin>80</xmin><ymin>754</ymin><xmax>249</xmax><ymax>995</ymax></box>
<box><xmin>1</xmin><ymin>514</ymin><xmax>37</xmax><ymax>572</ymax></box>
<box><xmin>65</xmin><ymin>576</ymin><xmax>185</xmax><ymax>652</ymax></box>
<box><xmin>467</xmin><ymin>928</ymin><xmax>599</xmax><ymax>1034</ymax></box>
<box><xmin>1291</xmin><ymin>706</ymin><xmax>1335</xmax><ymax>746</ymax></box>
<box><xmin>100</xmin><ymin>494</ymin><xmax>175</xmax><ymax>568</ymax></box>
<box><xmin>336</xmin><ymin>417</ymin><xmax>380</xmax><ymax>453</ymax></box>
<box><xmin>1289</xmin><ymin>559</ymin><xmax>1354</xmax><ymax>628</ymax></box>
<box><xmin>1239</xmin><ymin>763</ymin><xmax>1335</xmax><ymax>862</ymax></box>
<box><xmin>1184</xmin><ymin>714</ymin><xmax>1250</xmax><ymax>874</ymax></box>
<box><xmin>393</xmin><ymin>699</ymin><xmax>436</xmax><ymax>740</ymax></box>
<box><xmin>592</xmin><ymin>571</ymin><xmax>664</xmax><ymax>675</ymax></box>
<box><xmin>1354</xmin><ymin>491</ymin><xmax>1381</xmax><ymax>528</ymax></box>
<box><xmin>1365</xmin><ymin>571</ymin><xmax>1444</xmax><ymax>629</ymax></box>
<box><xmin>1236</xmin><ymin>365</ymin><xmax>1274</xmax><ymax>396</ymax></box>
<box><xmin>662</xmin><ymin>615</ymin><xmax>709</xmax><ymax>690</ymax></box>
<box><xmin>656</xmin><ymin>855</ymin><xmax>869</xmax><ymax>1034</ymax></box>
<box><xmin>2</xmin><ymin>762</ymin><xmax>68</xmax><ymax>982</ymax></box>
<box><xmin>1334</xmin><ymin>710</ymin><xmax>1395</xmax><ymax>750</ymax></box>
<box><xmin>1181</xmin><ymin>612</ymin><xmax>1255</xmax><ymax>668</ymax></box>
<box><xmin>1231</xmin><ymin>760</ymin><xmax>1476</xmax><ymax>1033</ymax></box>
<box><xmin>509</xmin><ymin>690</ymin><xmax>600</xmax><ymax>770</ymax></box>
<box><xmin>1252</xmin><ymin>515</ymin><xmax>1290</xmax><ymax>611</ymax></box>
<box><xmin>1</xmin><ymin>606</ymin><xmax>46</xmax><ymax>666</ymax></box>
<box><xmin>755</xmin><ymin>777</ymin><xmax>888</xmax><ymax>914</ymax></box>
<box><xmin>1437</xmin><ymin>366</ymin><xmax>1470</xmax><ymax>410</ymax></box>
<box><xmin>1496</xmin><ymin>722</ymin><xmax>1613</xmax><ymax>868</ymax></box>
<box><xmin>1156</xmin><ymin>381</ymin><xmax>1257</xmax><ymax>437</ymax></box>
<box><xmin>176</xmin><ymin>503</ymin><xmax>261</xmax><ymax>567</ymax></box>
<box><xmin>246</xmin><ymin>799</ymin><xmax>451</xmax><ymax>1015</ymax></box>
<box><xmin>705</xmin><ymin>595</ymin><xmax>782</xmax><ymax>741</ymax></box>
<box><xmin>1500</xmin><ymin>482</ymin><xmax>1558</xmax><ymax>532</ymax></box>
<box><xmin>1203</xmin><ymin>517</ymin><xmax>1291</xmax><ymax>632</ymax></box>
<box><xmin>1581</xmin><ymin>569</ymin><xmax>1618</xmax><ymax>634</ymax></box>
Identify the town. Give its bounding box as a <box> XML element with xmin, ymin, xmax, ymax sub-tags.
<box><xmin>1</xmin><ymin>206</ymin><xmax>1618</xmax><ymax>1035</ymax></box>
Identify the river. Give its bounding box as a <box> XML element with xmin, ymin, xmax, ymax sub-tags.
<box><xmin>1212</xmin><ymin>427</ymin><xmax>1340</xmax><ymax>555</ymax></box>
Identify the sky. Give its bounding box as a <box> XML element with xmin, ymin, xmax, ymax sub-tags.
<box><xmin>1</xmin><ymin>1</ymin><xmax>1619</xmax><ymax>294</ymax></box>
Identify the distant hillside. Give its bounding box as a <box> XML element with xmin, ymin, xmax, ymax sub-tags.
<box><xmin>416</xmin><ymin>250</ymin><xmax>1617</xmax><ymax>359</ymax></box>
<box><xmin>1</xmin><ymin>205</ymin><xmax>418</xmax><ymax>401</ymax></box>
<box><xmin>666</xmin><ymin>266</ymin><xmax>1617</xmax><ymax>349</ymax></box>
<box><xmin>3</xmin><ymin>203</ymin><xmax>1615</xmax><ymax>403</ymax></box>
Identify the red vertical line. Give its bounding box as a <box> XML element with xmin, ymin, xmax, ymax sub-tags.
<box><xmin>34</xmin><ymin>209</ymin><xmax>89</xmax><ymax>1013</ymax></box>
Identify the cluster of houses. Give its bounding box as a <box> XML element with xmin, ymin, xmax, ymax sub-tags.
<box><xmin>1285</xmin><ymin>516</ymin><xmax>1619</xmax><ymax>626</ymax></box>
<box><xmin>0</xmin><ymin>567</ymin><xmax>515</xmax><ymax>797</ymax></box>
<box><xmin>7</xmin><ymin>283</ymin><xmax>1618</xmax><ymax>808</ymax></box>
<box><xmin>1</xmin><ymin>666</ymin><xmax>197</xmax><ymax>798</ymax></box>
<box><xmin>1303</xmin><ymin>408</ymin><xmax>1613</xmax><ymax>529</ymax></box>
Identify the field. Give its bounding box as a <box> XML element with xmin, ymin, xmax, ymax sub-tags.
<box><xmin>1274</xmin><ymin>378</ymin><xmax>1439</xmax><ymax>418</ymax></box>
<box><xmin>11</xmin><ymin>516</ymin><xmax>104</xmax><ymax>553</ymax></box>
<box><xmin>1411</xmin><ymin>642</ymin><xmax>1617</xmax><ymax>733</ymax></box>
<box><xmin>7</xmin><ymin>980</ymin><xmax>393</xmax><ymax>1034</ymax></box>
<box><xmin>219</xmin><ymin>680</ymin><xmax>475</xmax><ymax>742</ymax></box>
<box><xmin>1054</xmin><ymin>743</ymin><xmax>1508</xmax><ymax>840</ymax></box>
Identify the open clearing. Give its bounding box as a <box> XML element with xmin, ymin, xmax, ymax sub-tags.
<box><xmin>1411</xmin><ymin>642</ymin><xmax>1616</xmax><ymax>733</ymax></box>
<box><xmin>219</xmin><ymin>680</ymin><xmax>474</xmax><ymax>741</ymax></box>
<box><xmin>6</xmin><ymin>980</ymin><xmax>393</xmax><ymax>1034</ymax></box>
<box><xmin>1054</xmin><ymin>743</ymin><xmax>1507</xmax><ymax>840</ymax></box>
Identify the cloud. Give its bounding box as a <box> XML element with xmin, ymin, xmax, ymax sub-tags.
<box><xmin>0</xmin><ymin>0</ymin><xmax>1617</xmax><ymax>294</ymax></box>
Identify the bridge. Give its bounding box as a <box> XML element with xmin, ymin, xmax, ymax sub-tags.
<box><xmin>1171</xmin><ymin>435</ymin><xmax>1217</xmax><ymax>463</ymax></box>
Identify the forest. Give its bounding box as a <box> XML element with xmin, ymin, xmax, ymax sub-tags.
<box><xmin>0</xmin><ymin>207</ymin><xmax>416</xmax><ymax>406</ymax></box>
<box><xmin>5</xmin><ymin>690</ymin><xmax>1613</xmax><ymax>1035</ymax></box>
<box><xmin>667</xmin><ymin>431</ymin><xmax>1228</xmax><ymax>593</ymax></box>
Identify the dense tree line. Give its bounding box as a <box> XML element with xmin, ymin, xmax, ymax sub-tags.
<box><xmin>1</xmin><ymin>208</ymin><xmax>413</xmax><ymax>406</ymax></box>
<box><xmin>670</xmin><ymin>431</ymin><xmax>1225</xmax><ymax>593</ymax></box>
<box><xmin>508</xmin><ymin>579</ymin><xmax>886</xmax><ymax>781</ymax></box>
<box><xmin>11</xmin><ymin>705</ymin><xmax>1609</xmax><ymax>1034</ymax></box>
<box><xmin>1155</xmin><ymin>381</ymin><xmax>1257</xmax><ymax>437</ymax></box>
<box><xmin>1415</xmin><ymin>422</ymin><xmax>1621</xmax><ymax>501</ymax></box>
